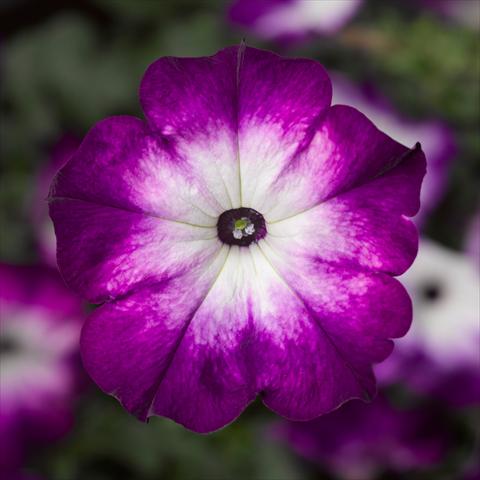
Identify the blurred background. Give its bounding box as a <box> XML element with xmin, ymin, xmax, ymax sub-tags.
<box><xmin>0</xmin><ymin>1</ymin><xmax>479</xmax><ymax>479</ymax></box>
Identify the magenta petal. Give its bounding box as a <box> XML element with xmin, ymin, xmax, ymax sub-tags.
<box><xmin>260</xmin><ymin>105</ymin><xmax>425</xmax><ymax>222</ymax></box>
<box><xmin>331</xmin><ymin>73</ymin><xmax>456</xmax><ymax>227</ymax></box>
<box><xmin>149</xmin><ymin>327</ymin><xmax>256</xmax><ymax>433</ymax></box>
<box><xmin>311</xmin><ymin>106</ymin><xmax>422</xmax><ymax>202</ymax></box>
<box><xmin>255</xmin><ymin>317</ymin><xmax>377</xmax><ymax>421</ymax></box>
<box><xmin>49</xmin><ymin>116</ymin><xmax>222</xmax><ymax>224</ymax></box>
<box><xmin>140</xmin><ymin>46</ymin><xmax>331</xmax><ymax>141</ymax></box>
<box><xmin>268</xmin><ymin>142</ymin><xmax>423</xmax><ymax>275</ymax></box>
<box><xmin>236</xmin><ymin>47</ymin><xmax>332</xmax><ymax>208</ymax></box>
<box><xmin>237</xmin><ymin>46</ymin><xmax>332</xmax><ymax>134</ymax></box>
<box><xmin>80</xmin><ymin>246</ymin><xmax>256</xmax><ymax>432</ymax></box>
<box><xmin>140</xmin><ymin>47</ymin><xmax>238</xmax><ymax>139</ymax></box>
<box><xmin>32</xmin><ymin>134</ymin><xmax>80</xmax><ymax>266</ymax></box>
<box><xmin>82</xmin><ymin>240</ymin><xmax>410</xmax><ymax>432</ymax></box>
<box><xmin>140</xmin><ymin>46</ymin><xmax>332</xmax><ymax>209</ymax></box>
<box><xmin>50</xmin><ymin>199</ymin><xmax>219</xmax><ymax>303</ymax></box>
<box><xmin>256</xmin><ymin>244</ymin><xmax>412</xmax><ymax>418</ymax></box>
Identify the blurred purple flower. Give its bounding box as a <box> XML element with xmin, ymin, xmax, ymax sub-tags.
<box><xmin>377</xmin><ymin>239</ymin><xmax>480</xmax><ymax>406</ymax></box>
<box><xmin>332</xmin><ymin>74</ymin><xmax>456</xmax><ymax>227</ymax></box>
<box><xmin>278</xmin><ymin>394</ymin><xmax>451</xmax><ymax>480</ymax></box>
<box><xmin>0</xmin><ymin>264</ymin><xmax>83</xmax><ymax>476</ymax></box>
<box><xmin>228</xmin><ymin>0</ymin><xmax>363</xmax><ymax>43</ymax></box>
<box><xmin>48</xmin><ymin>45</ymin><xmax>425</xmax><ymax>433</ymax></box>
<box><xmin>422</xmin><ymin>0</ymin><xmax>480</xmax><ymax>30</ymax></box>
<box><xmin>32</xmin><ymin>135</ymin><xmax>80</xmax><ymax>266</ymax></box>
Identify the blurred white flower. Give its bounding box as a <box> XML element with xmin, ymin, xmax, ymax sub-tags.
<box><xmin>400</xmin><ymin>239</ymin><xmax>479</xmax><ymax>370</ymax></box>
<box><xmin>229</xmin><ymin>0</ymin><xmax>363</xmax><ymax>42</ymax></box>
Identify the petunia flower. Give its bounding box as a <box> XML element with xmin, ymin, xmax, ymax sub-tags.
<box><xmin>49</xmin><ymin>45</ymin><xmax>426</xmax><ymax>433</ymax></box>
<box><xmin>228</xmin><ymin>0</ymin><xmax>363</xmax><ymax>43</ymax></box>
<box><xmin>0</xmin><ymin>264</ymin><xmax>83</xmax><ymax>476</ymax></box>
<box><xmin>276</xmin><ymin>393</ymin><xmax>452</xmax><ymax>480</ymax></box>
<box><xmin>32</xmin><ymin>134</ymin><xmax>80</xmax><ymax>266</ymax></box>
<box><xmin>332</xmin><ymin>74</ymin><xmax>456</xmax><ymax>227</ymax></box>
<box><xmin>376</xmin><ymin>238</ymin><xmax>480</xmax><ymax>406</ymax></box>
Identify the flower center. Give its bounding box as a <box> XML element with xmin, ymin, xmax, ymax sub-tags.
<box><xmin>217</xmin><ymin>208</ymin><xmax>267</xmax><ymax>247</ymax></box>
<box><xmin>420</xmin><ymin>281</ymin><xmax>443</xmax><ymax>302</ymax></box>
<box><xmin>0</xmin><ymin>335</ymin><xmax>20</xmax><ymax>357</ymax></box>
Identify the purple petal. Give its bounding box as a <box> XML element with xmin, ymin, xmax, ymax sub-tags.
<box><xmin>236</xmin><ymin>47</ymin><xmax>332</xmax><ymax>209</ymax></box>
<box><xmin>332</xmin><ymin>73</ymin><xmax>456</xmax><ymax>226</ymax></box>
<box><xmin>50</xmin><ymin>199</ymin><xmax>220</xmax><ymax>303</ymax></box>
<box><xmin>140</xmin><ymin>47</ymin><xmax>238</xmax><ymax>140</ymax></box>
<box><xmin>82</xmin><ymin>241</ymin><xmax>410</xmax><ymax>432</ymax></box>
<box><xmin>80</xmin><ymin>246</ymin><xmax>257</xmax><ymax>432</ymax></box>
<box><xmin>256</xmin><ymin>243</ymin><xmax>412</xmax><ymax>417</ymax></box>
<box><xmin>267</xmin><ymin>143</ymin><xmax>423</xmax><ymax>275</ymax></box>
<box><xmin>49</xmin><ymin>116</ymin><xmax>223</xmax><ymax>224</ymax></box>
<box><xmin>140</xmin><ymin>46</ymin><xmax>332</xmax><ymax>210</ymax></box>
<box><xmin>32</xmin><ymin>134</ymin><xmax>80</xmax><ymax>266</ymax></box>
<box><xmin>259</xmin><ymin>105</ymin><xmax>425</xmax><ymax>223</ymax></box>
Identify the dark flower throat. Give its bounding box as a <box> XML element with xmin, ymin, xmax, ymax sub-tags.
<box><xmin>217</xmin><ymin>208</ymin><xmax>267</xmax><ymax>247</ymax></box>
<box><xmin>0</xmin><ymin>336</ymin><xmax>20</xmax><ymax>356</ymax></box>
